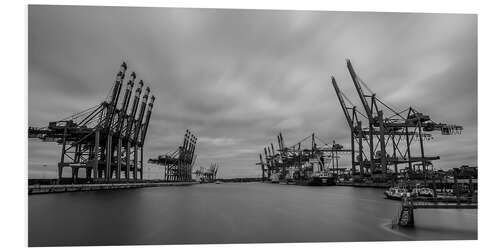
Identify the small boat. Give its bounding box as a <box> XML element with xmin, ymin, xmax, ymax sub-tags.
<box><xmin>419</xmin><ymin>188</ymin><xmax>434</xmax><ymax>197</ymax></box>
<box><xmin>215</xmin><ymin>180</ymin><xmax>221</xmax><ymax>184</ymax></box>
<box><xmin>384</xmin><ymin>187</ymin><xmax>409</xmax><ymax>200</ymax></box>
<box><xmin>412</xmin><ymin>187</ymin><xmax>434</xmax><ymax>197</ymax></box>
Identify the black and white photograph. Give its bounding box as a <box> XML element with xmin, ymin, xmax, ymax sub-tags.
<box><xmin>13</xmin><ymin>1</ymin><xmax>487</xmax><ymax>248</ymax></box>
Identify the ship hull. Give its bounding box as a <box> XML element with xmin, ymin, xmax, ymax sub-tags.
<box><xmin>294</xmin><ymin>177</ymin><xmax>336</xmax><ymax>186</ymax></box>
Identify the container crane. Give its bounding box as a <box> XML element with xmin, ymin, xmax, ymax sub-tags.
<box><xmin>330</xmin><ymin>59</ymin><xmax>463</xmax><ymax>182</ymax></box>
<box><xmin>28</xmin><ymin>62</ymin><xmax>156</xmax><ymax>184</ymax></box>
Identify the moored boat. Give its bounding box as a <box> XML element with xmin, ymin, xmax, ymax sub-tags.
<box><xmin>384</xmin><ymin>187</ymin><xmax>409</xmax><ymax>200</ymax></box>
<box><xmin>308</xmin><ymin>171</ymin><xmax>336</xmax><ymax>186</ymax></box>
<box><xmin>412</xmin><ymin>186</ymin><xmax>434</xmax><ymax>197</ymax></box>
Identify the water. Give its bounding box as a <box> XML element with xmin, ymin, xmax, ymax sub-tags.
<box><xmin>28</xmin><ymin>183</ymin><xmax>477</xmax><ymax>246</ymax></box>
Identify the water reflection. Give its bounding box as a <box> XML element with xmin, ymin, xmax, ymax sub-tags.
<box><xmin>29</xmin><ymin>183</ymin><xmax>477</xmax><ymax>246</ymax></box>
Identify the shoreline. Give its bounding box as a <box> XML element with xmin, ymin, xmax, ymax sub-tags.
<box><xmin>28</xmin><ymin>181</ymin><xmax>195</xmax><ymax>195</ymax></box>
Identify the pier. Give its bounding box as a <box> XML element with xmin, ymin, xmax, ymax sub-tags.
<box><xmin>397</xmin><ymin>196</ymin><xmax>478</xmax><ymax>227</ymax></box>
<box><xmin>28</xmin><ymin>181</ymin><xmax>195</xmax><ymax>195</ymax></box>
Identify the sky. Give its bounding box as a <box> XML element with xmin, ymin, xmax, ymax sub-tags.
<box><xmin>28</xmin><ymin>5</ymin><xmax>477</xmax><ymax>179</ymax></box>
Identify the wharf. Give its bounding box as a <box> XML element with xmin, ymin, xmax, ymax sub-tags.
<box><xmin>28</xmin><ymin>181</ymin><xmax>195</xmax><ymax>195</ymax></box>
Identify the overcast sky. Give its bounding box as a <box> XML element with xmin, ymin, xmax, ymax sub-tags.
<box><xmin>28</xmin><ymin>5</ymin><xmax>477</xmax><ymax>179</ymax></box>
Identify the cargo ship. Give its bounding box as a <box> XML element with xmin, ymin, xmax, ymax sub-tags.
<box><xmin>285</xmin><ymin>160</ymin><xmax>336</xmax><ymax>186</ymax></box>
<box><xmin>308</xmin><ymin>171</ymin><xmax>336</xmax><ymax>186</ymax></box>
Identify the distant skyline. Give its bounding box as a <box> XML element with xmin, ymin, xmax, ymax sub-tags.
<box><xmin>28</xmin><ymin>6</ymin><xmax>477</xmax><ymax>179</ymax></box>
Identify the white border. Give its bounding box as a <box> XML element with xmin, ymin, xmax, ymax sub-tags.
<box><xmin>1</xmin><ymin>0</ymin><xmax>497</xmax><ymax>249</ymax></box>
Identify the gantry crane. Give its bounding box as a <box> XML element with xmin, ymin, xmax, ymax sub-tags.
<box><xmin>257</xmin><ymin>132</ymin><xmax>351</xmax><ymax>183</ymax></box>
<box><xmin>330</xmin><ymin>59</ymin><xmax>463</xmax><ymax>182</ymax></box>
<box><xmin>194</xmin><ymin>163</ymin><xmax>219</xmax><ymax>183</ymax></box>
<box><xmin>28</xmin><ymin>62</ymin><xmax>156</xmax><ymax>184</ymax></box>
<box><xmin>148</xmin><ymin>130</ymin><xmax>197</xmax><ymax>182</ymax></box>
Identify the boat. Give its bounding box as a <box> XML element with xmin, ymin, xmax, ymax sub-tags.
<box><xmin>308</xmin><ymin>171</ymin><xmax>336</xmax><ymax>186</ymax></box>
<box><xmin>384</xmin><ymin>187</ymin><xmax>409</xmax><ymax>200</ymax></box>
<box><xmin>270</xmin><ymin>173</ymin><xmax>280</xmax><ymax>183</ymax></box>
<box><xmin>418</xmin><ymin>188</ymin><xmax>434</xmax><ymax>197</ymax></box>
<box><xmin>412</xmin><ymin>186</ymin><xmax>434</xmax><ymax>197</ymax></box>
<box><xmin>215</xmin><ymin>180</ymin><xmax>221</xmax><ymax>184</ymax></box>
<box><xmin>285</xmin><ymin>167</ymin><xmax>298</xmax><ymax>185</ymax></box>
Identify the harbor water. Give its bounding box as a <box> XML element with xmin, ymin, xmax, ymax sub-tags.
<box><xmin>28</xmin><ymin>183</ymin><xmax>477</xmax><ymax>246</ymax></box>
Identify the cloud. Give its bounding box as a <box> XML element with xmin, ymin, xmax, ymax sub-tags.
<box><xmin>198</xmin><ymin>137</ymin><xmax>241</xmax><ymax>147</ymax></box>
<box><xmin>28</xmin><ymin>6</ymin><xmax>477</xmax><ymax>178</ymax></box>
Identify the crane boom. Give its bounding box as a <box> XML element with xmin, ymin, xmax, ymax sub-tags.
<box><xmin>346</xmin><ymin>59</ymin><xmax>373</xmax><ymax>121</ymax></box>
<box><xmin>331</xmin><ymin>76</ymin><xmax>354</xmax><ymax>131</ymax></box>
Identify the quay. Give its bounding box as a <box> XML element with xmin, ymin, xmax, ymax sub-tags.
<box><xmin>28</xmin><ymin>181</ymin><xmax>195</xmax><ymax>195</ymax></box>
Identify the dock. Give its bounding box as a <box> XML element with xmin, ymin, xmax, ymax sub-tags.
<box><xmin>28</xmin><ymin>181</ymin><xmax>195</xmax><ymax>195</ymax></box>
<box><xmin>397</xmin><ymin>196</ymin><xmax>477</xmax><ymax>227</ymax></box>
